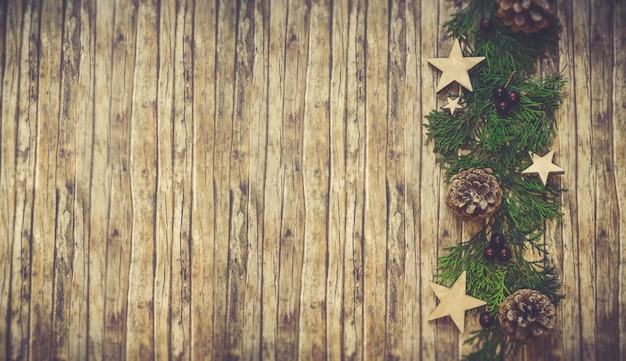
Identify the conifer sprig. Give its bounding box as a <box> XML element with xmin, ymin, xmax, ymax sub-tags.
<box><xmin>425</xmin><ymin>0</ymin><xmax>565</xmax><ymax>360</ymax></box>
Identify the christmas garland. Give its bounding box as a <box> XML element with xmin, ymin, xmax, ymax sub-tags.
<box><xmin>424</xmin><ymin>0</ymin><xmax>565</xmax><ymax>360</ymax></box>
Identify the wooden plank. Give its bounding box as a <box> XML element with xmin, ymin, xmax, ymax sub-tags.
<box><xmin>213</xmin><ymin>0</ymin><xmax>236</xmax><ymax>358</ymax></box>
<box><xmin>68</xmin><ymin>1</ymin><xmax>95</xmax><ymax>359</ymax></box>
<box><xmin>298</xmin><ymin>0</ymin><xmax>331</xmax><ymax>359</ymax></box>
<box><xmin>51</xmin><ymin>0</ymin><xmax>82</xmax><ymax>357</ymax></box>
<box><xmin>570</xmin><ymin>1</ymin><xmax>597</xmax><ymax>360</ymax></box>
<box><xmin>403</xmin><ymin>0</ymin><xmax>422</xmax><ymax>359</ymax></box>
<box><xmin>435</xmin><ymin>2</ymin><xmax>465</xmax><ymax>358</ymax></box>
<box><xmin>125</xmin><ymin>0</ymin><xmax>158</xmax><ymax>359</ymax></box>
<box><xmin>104</xmin><ymin>0</ymin><xmax>137</xmax><ymax>358</ymax></box>
<box><xmin>154</xmin><ymin>0</ymin><xmax>175</xmax><ymax>359</ymax></box>
<box><xmin>327</xmin><ymin>0</ymin><xmax>349</xmax><ymax>360</ymax></box>
<box><xmin>262</xmin><ymin>0</ymin><xmax>286</xmax><ymax>358</ymax></box>
<box><xmin>173</xmin><ymin>1</ymin><xmax>194</xmax><ymax>358</ymax></box>
<box><xmin>589</xmin><ymin>1</ymin><xmax>620</xmax><ymax>359</ymax></box>
<box><xmin>90</xmin><ymin>0</ymin><xmax>114</xmax><ymax>359</ymax></box>
<box><xmin>0</xmin><ymin>0</ymin><xmax>14</xmax><ymax>356</ymax></box>
<box><xmin>276</xmin><ymin>0</ymin><xmax>309</xmax><ymax>358</ymax></box>
<box><xmin>556</xmin><ymin>0</ymin><xmax>583</xmax><ymax>359</ymax></box>
<box><xmin>190</xmin><ymin>0</ymin><xmax>217</xmax><ymax>359</ymax></box>
<box><xmin>419</xmin><ymin>0</ymin><xmax>443</xmax><ymax>358</ymax></box>
<box><xmin>614</xmin><ymin>2</ymin><xmax>626</xmax><ymax>360</ymax></box>
<box><xmin>385</xmin><ymin>0</ymin><xmax>407</xmax><ymax>359</ymax></box>
<box><xmin>341</xmin><ymin>0</ymin><xmax>366</xmax><ymax>359</ymax></box>
<box><xmin>8</xmin><ymin>2</ymin><xmax>37</xmax><ymax>359</ymax></box>
<box><xmin>363</xmin><ymin>0</ymin><xmax>388</xmax><ymax>358</ymax></box>
<box><xmin>243</xmin><ymin>0</ymin><xmax>269</xmax><ymax>359</ymax></box>
<box><xmin>225</xmin><ymin>0</ymin><xmax>254</xmax><ymax>358</ymax></box>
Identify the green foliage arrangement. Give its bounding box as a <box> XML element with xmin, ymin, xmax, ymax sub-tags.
<box><xmin>425</xmin><ymin>0</ymin><xmax>565</xmax><ymax>359</ymax></box>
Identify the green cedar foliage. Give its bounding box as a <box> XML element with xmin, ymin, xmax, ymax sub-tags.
<box><xmin>424</xmin><ymin>0</ymin><xmax>565</xmax><ymax>360</ymax></box>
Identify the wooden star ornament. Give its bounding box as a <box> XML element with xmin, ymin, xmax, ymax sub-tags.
<box><xmin>443</xmin><ymin>96</ymin><xmax>463</xmax><ymax>115</ymax></box>
<box><xmin>428</xmin><ymin>39</ymin><xmax>485</xmax><ymax>93</ymax></box>
<box><xmin>521</xmin><ymin>150</ymin><xmax>565</xmax><ymax>186</ymax></box>
<box><xmin>428</xmin><ymin>271</ymin><xmax>486</xmax><ymax>333</ymax></box>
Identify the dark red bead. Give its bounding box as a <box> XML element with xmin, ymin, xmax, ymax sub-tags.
<box><xmin>497</xmin><ymin>246</ymin><xmax>512</xmax><ymax>262</ymax></box>
<box><xmin>493</xmin><ymin>86</ymin><xmax>508</xmax><ymax>101</ymax></box>
<box><xmin>479</xmin><ymin>312</ymin><xmax>494</xmax><ymax>328</ymax></box>
<box><xmin>479</xmin><ymin>18</ymin><xmax>493</xmax><ymax>31</ymax></box>
<box><xmin>490</xmin><ymin>233</ymin><xmax>506</xmax><ymax>249</ymax></box>
<box><xmin>507</xmin><ymin>90</ymin><xmax>520</xmax><ymax>105</ymax></box>
<box><xmin>483</xmin><ymin>246</ymin><xmax>498</xmax><ymax>261</ymax></box>
<box><xmin>496</xmin><ymin>101</ymin><xmax>510</xmax><ymax>116</ymax></box>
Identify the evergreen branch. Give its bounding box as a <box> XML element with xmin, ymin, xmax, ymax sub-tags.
<box><xmin>426</xmin><ymin>1</ymin><xmax>566</xmax><ymax>359</ymax></box>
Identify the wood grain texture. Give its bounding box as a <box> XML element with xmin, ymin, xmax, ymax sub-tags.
<box><xmin>1</xmin><ymin>0</ymin><xmax>624</xmax><ymax>360</ymax></box>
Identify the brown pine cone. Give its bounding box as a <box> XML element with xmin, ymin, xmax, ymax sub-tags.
<box><xmin>446</xmin><ymin>168</ymin><xmax>503</xmax><ymax>221</ymax></box>
<box><xmin>496</xmin><ymin>0</ymin><xmax>557</xmax><ymax>34</ymax></box>
<box><xmin>498</xmin><ymin>289</ymin><xmax>557</xmax><ymax>343</ymax></box>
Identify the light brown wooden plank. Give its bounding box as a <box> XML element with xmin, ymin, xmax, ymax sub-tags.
<box><xmin>420</xmin><ymin>0</ymin><xmax>443</xmax><ymax>358</ymax></box>
<box><xmin>190</xmin><ymin>0</ymin><xmax>217</xmax><ymax>359</ymax></box>
<box><xmin>614</xmin><ymin>2</ymin><xmax>626</xmax><ymax>359</ymax></box>
<box><xmin>341</xmin><ymin>0</ymin><xmax>367</xmax><ymax>359</ymax></box>
<box><xmin>51</xmin><ymin>0</ymin><xmax>82</xmax><ymax>357</ymax></box>
<box><xmin>213</xmin><ymin>0</ymin><xmax>236</xmax><ymax>358</ymax></box>
<box><xmin>0</xmin><ymin>0</ymin><xmax>16</xmax><ymax>355</ymax></box>
<box><xmin>9</xmin><ymin>2</ymin><xmax>37</xmax><ymax>359</ymax></box>
<box><xmin>89</xmin><ymin>1</ymin><xmax>114</xmax><ymax>359</ymax></box>
<box><xmin>327</xmin><ymin>1</ymin><xmax>349</xmax><ymax>360</ymax></box>
<box><xmin>276</xmin><ymin>0</ymin><xmax>309</xmax><ymax>358</ymax></box>
<box><xmin>261</xmin><ymin>0</ymin><xmax>287</xmax><ymax>358</ymax></box>
<box><xmin>298</xmin><ymin>0</ymin><xmax>331</xmax><ymax>359</ymax></box>
<box><xmin>589</xmin><ymin>1</ymin><xmax>620</xmax><ymax>359</ymax></box>
<box><xmin>556</xmin><ymin>0</ymin><xmax>583</xmax><ymax>359</ymax></box>
<box><xmin>104</xmin><ymin>0</ymin><xmax>137</xmax><ymax>358</ymax></box>
<box><xmin>243</xmin><ymin>1</ymin><xmax>269</xmax><ymax>359</ymax></box>
<box><xmin>385</xmin><ymin>1</ymin><xmax>407</xmax><ymax>359</ymax></box>
<box><xmin>154</xmin><ymin>0</ymin><xmax>175</xmax><ymax>359</ymax></box>
<box><xmin>402</xmin><ymin>1</ymin><xmax>423</xmax><ymax>359</ymax></box>
<box><xmin>363</xmin><ymin>0</ymin><xmax>388</xmax><ymax>358</ymax></box>
<box><xmin>225</xmin><ymin>0</ymin><xmax>254</xmax><ymax>358</ymax></box>
<box><xmin>125</xmin><ymin>0</ymin><xmax>158</xmax><ymax>359</ymax></box>
<box><xmin>570</xmin><ymin>1</ymin><xmax>597</xmax><ymax>360</ymax></box>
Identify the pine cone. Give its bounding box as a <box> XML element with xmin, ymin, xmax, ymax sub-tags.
<box><xmin>446</xmin><ymin>168</ymin><xmax>502</xmax><ymax>221</ymax></box>
<box><xmin>498</xmin><ymin>289</ymin><xmax>557</xmax><ymax>343</ymax></box>
<box><xmin>496</xmin><ymin>0</ymin><xmax>557</xmax><ymax>34</ymax></box>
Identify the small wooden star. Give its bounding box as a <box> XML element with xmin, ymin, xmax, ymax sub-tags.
<box><xmin>427</xmin><ymin>271</ymin><xmax>486</xmax><ymax>333</ymax></box>
<box><xmin>521</xmin><ymin>150</ymin><xmax>565</xmax><ymax>186</ymax></box>
<box><xmin>427</xmin><ymin>39</ymin><xmax>485</xmax><ymax>93</ymax></box>
<box><xmin>443</xmin><ymin>96</ymin><xmax>463</xmax><ymax>115</ymax></box>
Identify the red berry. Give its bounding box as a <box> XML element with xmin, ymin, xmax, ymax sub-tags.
<box><xmin>496</xmin><ymin>101</ymin><xmax>510</xmax><ymax>116</ymax></box>
<box><xmin>507</xmin><ymin>90</ymin><xmax>520</xmax><ymax>105</ymax></box>
<box><xmin>490</xmin><ymin>233</ymin><xmax>506</xmax><ymax>249</ymax></box>
<box><xmin>493</xmin><ymin>86</ymin><xmax>508</xmax><ymax>101</ymax></box>
<box><xmin>483</xmin><ymin>246</ymin><xmax>497</xmax><ymax>261</ymax></box>
<box><xmin>497</xmin><ymin>246</ymin><xmax>512</xmax><ymax>262</ymax></box>
<box><xmin>479</xmin><ymin>18</ymin><xmax>492</xmax><ymax>31</ymax></box>
<box><xmin>479</xmin><ymin>312</ymin><xmax>494</xmax><ymax>328</ymax></box>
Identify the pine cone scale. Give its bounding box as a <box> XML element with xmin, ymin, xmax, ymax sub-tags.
<box><xmin>498</xmin><ymin>289</ymin><xmax>557</xmax><ymax>343</ymax></box>
<box><xmin>496</xmin><ymin>0</ymin><xmax>556</xmax><ymax>34</ymax></box>
<box><xmin>446</xmin><ymin>168</ymin><xmax>503</xmax><ymax>221</ymax></box>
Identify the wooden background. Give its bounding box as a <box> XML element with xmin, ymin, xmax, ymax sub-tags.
<box><xmin>1</xmin><ymin>0</ymin><xmax>624</xmax><ymax>360</ymax></box>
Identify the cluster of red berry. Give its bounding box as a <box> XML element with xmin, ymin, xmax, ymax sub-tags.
<box><xmin>493</xmin><ymin>86</ymin><xmax>520</xmax><ymax>116</ymax></box>
<box><xmin>479</xmin><ymin>232</ymin><xmax>513</xmax><ymax>329</ymax></box>
<box><xmin>483</xmin><ymin>233</ymin><xmax>512</xmax><ymax>262</ymax></box>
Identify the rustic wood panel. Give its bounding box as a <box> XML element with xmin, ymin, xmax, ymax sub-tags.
<box><xmin>1</xmin><ymin>0</ymin><xmax>624</xmax><ymax>360</ymax></box>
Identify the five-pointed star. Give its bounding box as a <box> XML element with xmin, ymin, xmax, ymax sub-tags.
<box><xmin>443</xmin><ymin>96</ymin><xmax>463</xmax><ymax>115</ymax></box>
<box><xmin>521</xmin><ymin>150</ymin><xmax>565</xmax><ymax>186</ymax></box>
<box><xmin>428</xmin><ymin>39</ymin><xmax>485</xmax><ymax>93</ymax></box>
<box><xmin>427</xmin><ymin>271</ymin><xmax>486</xmax><ymax>333</ymax></box>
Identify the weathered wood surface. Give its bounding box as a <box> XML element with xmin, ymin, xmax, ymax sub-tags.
<box><xmin>0</xmin><ymin>0</ymin><xmax>624</xmax><ymax>360</ymax></box>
